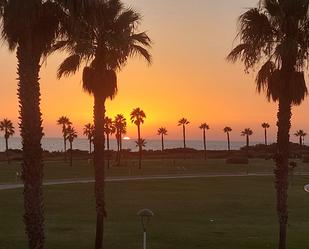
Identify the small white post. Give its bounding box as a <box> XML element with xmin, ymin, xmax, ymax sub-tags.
<box><xmin>143</xmin><ymin>230</ymin><xmax>147</xmax><ymax>249</ymax></box>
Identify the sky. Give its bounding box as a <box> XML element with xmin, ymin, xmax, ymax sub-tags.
<box><xmin>0</xmin><ymin>0</ymin><xmax>309</xmax><ymax>142</ymax></box>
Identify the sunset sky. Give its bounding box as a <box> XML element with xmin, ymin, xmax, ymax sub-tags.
<box><xmin>0</xmin><ymin>0</ymin><xmax>309</xmax><ymax>142</ymax></box>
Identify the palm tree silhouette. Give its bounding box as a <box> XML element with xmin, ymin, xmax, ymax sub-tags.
<box><xmin>294</xmin><ymin>130</ymin><xmax>307</xmax><ymax>147</ymax></box>
<box><xmin>178</xmin><ymin>118</ymin><xmax>190</xmax><ymax>149</ymax></box>
<box><xmin>157</xmin><ymin>127</ymin><xmax>168</xmax><ymax>151</ymax></box>
<box><xmin>135</xmin><ymin>138</ymin><xmax>147</xmax><ymax>150</ymax></box>
<box><xmin>199</xmin><ymin>123</ymin><xmax>210</xmax><ymax>160</ymax></box>
<box><xmin>241</xmin><ymin>128</ymin><xmax>253</xmax><ymax>149</ymax></box>
<box><xmin>66</xmin><ymin>125</ymin><xmax>78</xmax><ymax>167</ymax></box>
<box><xmin>114</xmin><ymin>114</ymin><xmax>127</xmax><ymax>165</ymax></box>
<box><xmin>0</xmin><ymin>1</ymin><xmax>68</xmax><ymax>246</ymax></box>
<box><xmin>228</xmin><ymin>2</ymin><xmax>309</xmax><ymax>246</ymax></box>
<box><xmin>57</xmin><ymin>116</ymin><xmax>72</xmax><ymax>161</ymax></box>
<box><xmin>56</xmin><ymin>1</ymin><xmax>151</xmax><ymax>247</ymax></box>
<box><xmin>131</xmin><ymin>108</ymin><xmax>146</xmax><ymax>169</ymax></box>
<box><xmin>0</xmin><ymin>119</ymin><xmax>15</xmax><ymax>163</ymax></box>
<box><xmin>262</xmin><ymin>123</ymin><xmax>270</xmax><ymax>146</ymax></box>
<box><xmin>83</xmin><ymin>123</ymin><xmax>94</xmax><ymax>155</ymax></box>
<box><xmin>104</xmin><ymin>117</ymin><xmax>115</xmax><ymax>169</ymax></box>
<box><xmin>223</xmin><ymin>127</ymin><xmax>232</xmax><ymax>151</ymax></box>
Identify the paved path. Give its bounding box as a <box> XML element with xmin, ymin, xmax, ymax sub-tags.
<box><xmin>0</xmin><ymin>173</ymin><xmax>308</xmax><ymax>191</ymax></box>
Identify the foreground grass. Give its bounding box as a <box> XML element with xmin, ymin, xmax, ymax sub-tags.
<box><xmin>1</xmin><ymin>176</ymin><xmax>309</xmax><ymax>249</ymax></box>
<box><xmin>1</xmin><ymin>158</ymin><xmax>309</xmax><ymax>184</ymax></box>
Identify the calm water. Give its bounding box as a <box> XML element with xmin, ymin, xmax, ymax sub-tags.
<box><xmin>0</xmin><ymin>137</ymin><xmax>264</xmax><ymax>152</ymax></box>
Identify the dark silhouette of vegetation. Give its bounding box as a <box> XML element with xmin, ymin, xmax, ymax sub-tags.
<box><xmin>241</xmin><ymin>128</ymin><xmax>253</xmax><ymax>149</ymax></box>
<box><xmin>228</xmin><ymin>1</ymin><xmax>309</xmax><ymax>248</ymax></box>
<box><xmin>199</xmin><ymin>123</ymin><xmax>210</xmax><ymax>160</ymax></box>
<box><xmin>223</xmin><ymin>127</ymin><xmax>232</xmax><ymax>151</ymax></box>
<box><xmin>55</xmin><ymin>1</ymin><xmax>151</xmax><ymax>248</ymax></box>
<box><xmin>135</xmin><ymin>138</ymin><xmax>147</xmax><ymax>150</ymax></box>
<box><xmin>114</xmin><ymin>114</ymin><xmax>127</xmax><ymax>165</ymax></box>
<box><xmin>104</xmin><ymin>117</ymin><xmax>115</xmax><ymax>169</ymax></box>
<box><xmin>66</xmin><ymin>125</ymin><xmax>77</xmax><ymax>167</ymax></box>
<box><xmin>294</xmin><ymin>130</ymin><xmax>307</xmax><ymax>146</ymax></box>
<box><xmin>178</xmin><ymin>118</ymin><xmax>190</xmax><ymax>149</ymax></box>
<box><xmin>83</xmin><ymin>123</ymin><xmax>94</xmax><ymax>155</ymax></box>
<box><xmin>57</xmin><ymin>116</ymin><xmax>72</xmax><ymax>161</ymax></box>
<box><xmin>262</xmin><ymin>123</ymin><xmax>270</xmax><ymax>145</ymax></box>
<box><xmin>157</xmin><ymin>127</ymin><xmax>168</xmax><ymax>151</ymax></box>
<box><xmin>0</xmin><ymin>118</ymin><xmax>15</xmax><ymax>163</ymax></box>
<box><xmin>131</xmin><ymin>108</ymin><xmax>146</xmax><ymax>169</ymax></box>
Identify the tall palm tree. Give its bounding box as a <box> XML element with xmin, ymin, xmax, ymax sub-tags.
<box><xmin>199</xmin><ymin>123</ymin><xmax>210</xmax><ymax>160</ymax></box>
<box><xmin>223</xmin><ymin>127</ymin><xmax>232</xmax><ymax>151</ymax></box>
<box><xmin>114</xmin><ymin>114</ymin><xmax>127</xmax><ymax>165</ymax></box>
<box><xmin>241</xmin><ymin>128</ymin><xmax>253</xmax><ymax>148</ymax></box>
<box><xmin>66</xmin><ymin>125</ymin><xmax>77</xmax><ymax>167</ymax></box>
<box><xmin>157</xmin><ymin>127</ymin><xmax>168</xmax><ymax>151</ymax></box>
<box><xmin>228</xmin><ymin>2</ymin><xmax>309</xmax><ymax>247</ymax></box>
<box><xmin>294</xmin><ymin>130</ymin><xmax>307</xmax><ymax>146</ymax></box>
<box><xmin>262</xmin><ymin>122</ymin><xmax>270</xmax><ymax>145</ymax></box>
<box><xmin>83</xmin><ymin>123</ymin><xmax>94</xmax><ymax>154</ymax></box>
<box><xmin>104</xmin><ymin>117</ymin><xmax>115</xmax><ymax>169</ymax></box>
<box><xmin>57</xmin><ymin>116</ymin><xmax>72</xmax><ymax>161</ymax></box>
<box><xmin>178</xmin><ymin>118</ymin><xmax>190</xmax><ymax>149</ymax></box>
<box><xmin>0</xmin><ymin>1</ymin><xmax>66</xmax><ymax>248</ymax></box>
<box><xmin>0</xmin><ymin>118</ymin><xmax>15</xmax><ymax>163</ymax></box>
<box><xmin>55</xmin><ymin>1</ymin><xmax>151</xmax><ymax>248</ymax></box>
<box><xmin>130</xmin><ymin>108</ymin><xmax>146</xmax><ymax>169</ymax></box>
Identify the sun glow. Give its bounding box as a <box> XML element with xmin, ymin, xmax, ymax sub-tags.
<box><xmin>123</xmin><ymin>136</ymin><xmax>131</xmax><ymax>140</ymax></box>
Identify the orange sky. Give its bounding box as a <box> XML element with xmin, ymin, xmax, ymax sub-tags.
<box><xmin>0</xmin><ymin>0</ymin><xmax>309</xmax><ymax>142</ymax></box>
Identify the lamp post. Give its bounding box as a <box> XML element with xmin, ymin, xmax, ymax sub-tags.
<box><xmin>137</xmin><ymin>209</ymin><xmax>154</xmax><ymax>249</ymax></box>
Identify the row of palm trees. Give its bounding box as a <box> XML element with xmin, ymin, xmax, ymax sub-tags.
<box><xmin>0</xmin><ymin>0</ymin><xmax>151</xmax><ymax>249</ymax></box>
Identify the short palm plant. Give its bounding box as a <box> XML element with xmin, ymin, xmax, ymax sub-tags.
<box><xmin>104</xmin><ymin>117</ymin><xmax>115</xmax><ymax>169</ymax></box>
<box><xmin>0</xmin><ymin>118</ymin><xmax>15</xmax><ymax>163</ymax></box>
<box><xmin>55</xmin><ymin>1</ymin><xmax>151</xmax><ymax>248</ymax></box>
<box><xmin>262</xmin><ymin>123</ymin><xmax>270</xmax><ymax>145</ymax></box>
<box><xmin>66</xmin><ymin>125</ymin><xmax>77</xmax><ymax>167</ymax></box>
<box><xmin>114</xmin><ymin>114</ymin><xmax>127</xmax><ymax>165</ymax></box>
<box><xmin>228</xmin><ymin>1</ymin><xmax>309</xmax><ymax>247</ymax></box>
<box><xmin>199</xmin><ymin>123</ymin><xmax>210</xmax><ymax>160</ymax></box>
<box><xmin>294</xmin><ymin>130</ymin><xmax>307</xmax><ymax>146</ymax></box>
<box><xmin>57</xmin><ymin>116</ymin><xmax>72</xmax><ymax>161</ymax></box>
<box><xmin>157</xmin><ymin>127</ymin><xmax>168</xmax><ymax>151</ymax></box>
<box><xmin>83</xmin><ymin>123</ymin><xmax>94</xmax><ymax>154</ymax></box>
<box><xmin>223</xmin><ymin>127</ymin><xmax>232</xmax><ymax>151</ymax></box>
<box><xmin>130</xmin><ymin>108</ymin><xmax>146</xmax><ymax>169</ymax></box>
<box><xmin>135</xmin><ymin>138</ymin><xmax>147</xmax><ymax>150</ymax></box>
<box><xmin>178</xmin><ymin>118</ymin><xmax>190</xmax><ymax>149</ymax></box>
<box><xmin>241</xmin><ymin>128</ymin><xmax>253</xmax><ymax>148</ymax></box>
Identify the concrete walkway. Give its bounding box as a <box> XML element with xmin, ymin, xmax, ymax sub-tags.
<box><xmin>0</xmin><ymin>173</ymin><xmax>308</xmax><ymax>191</ymax></box>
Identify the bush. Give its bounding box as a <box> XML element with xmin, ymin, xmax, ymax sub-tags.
<box><xmin>226</xmin><ymin>157</ymin><xmax>249</xmax><ymax>164</ymax></box>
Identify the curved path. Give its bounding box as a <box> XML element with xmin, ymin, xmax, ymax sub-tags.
<box><xmin>0</xmin><ymin>173</ymin><xmax>308</xmax><ymax>191</ymax></box>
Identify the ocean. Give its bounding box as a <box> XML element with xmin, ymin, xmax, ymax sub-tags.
<box><xmin>0</xmin><ymin>137</ymin><xmax>265</xmax><ymax>152</ymax></box>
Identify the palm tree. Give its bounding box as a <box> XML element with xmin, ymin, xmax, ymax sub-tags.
<box><xmin>157</xmin><ymin>127</ymin><xmax>168</xmax><ymax>151</ymax></box>
<box><xmin>223</xmin><ymin>127</ymin><xmax>232</xmax><ymax>151</ymax></box>
<box><xmin>228</xmin><ymin>2</ymin><xmax>309</xmax><ymax>247</ymax></box>
<box><xmin>199</xmin><ymin>123</ymin><xmax>210</xmax><ymax>160</ymax></box>
<box><xmin>55</xmin><ymin>1</ymin><xmax>151</xmax><ymax>248</ymax></box>
<box><xmin>114</xmin><ymin>114</ymin><xmax>127</xmax><ymax>165</ymax></box>
<box><xmin>294</xmin><ymin>130</ymin><xmax>307</xmax><ymax>146</ymax></box>
<box><xmin>66</xmin><ymin>125</ymin><xmax>77</xmax><ymax>167</ymax></box>
<box><xmin>0</xmin><ymin>1</ymin><xmax>67</xmax><ymax>247</ymax></box>
<box><xmin>178</xmin><ymin>118</ymin><xmax>190</xmax><ymax>149</ymax></box>
<box><xmin>262</xmin><ymin>123</ymin><xmax>270</xmax><ymax>145</ymax></box>
<box><xmin>57</xmin><ymin>116</ymin><xmax>72</xmax><ymax>161</ymax></box>
<box><xmin>104</xmin><ymin>117</ymin><xmax>115</xmax><ymax>169</ymax></box>
<box><xmin>130</xmin><ymin>108</ymin><xmax>146</xmax><ymax>169</ymax></box>
<box><xmin>83</xmin><ymin>123</ymin><xmax>94</xmax><ymax>154</ymax></box>
<box><xmin>241</xmin><ymin>128</ymin><xmax>253</xmax><ymax>148</ymax></box>
<box><xmin>135</xmin><ymin>138</ymin><xmax>147</xmax><ymax>150</ymax></box>
<box><xmin>0</xmin><ymin>119</ymin><xmax>15</xmax><ymax>163</ymax></box>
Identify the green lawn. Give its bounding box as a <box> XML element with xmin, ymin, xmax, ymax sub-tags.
<box><xmin>1</xmin><ymin>158</ymin><xmax>309</xmax><ymax>184</ymax></box>
<box><xmin>1</xmin><ymin>176</ymin><xmax>309</xmax><ymax>249</ymax></box>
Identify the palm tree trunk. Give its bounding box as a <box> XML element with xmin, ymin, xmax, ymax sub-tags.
<box><xmin>227</xmin><ymin>132</ymin><xmax>231</xmax><ymax>151</ymax></box>
<box><xmin>63</xmin><ymin>124</ymin><xmax>67</xmax><ymax>162</ymax></box>
<box><xmin>107</xmin><ymin>133</ymin><xmax>110</xmax><ymax>169</ymax></box>
<box><xmin>161</xmin><ymin>134</ymin><xmax>164</xmax><ymax>151</ymax></box>
<box><xmin>299</xmin><ymin>136</ymin><xmax>302</xmax><ymax>147</ymax></box>
<box><xmin>275</xmin><ymin>96</ymin><xmax>291</xmax><ymax>249</ymax></box>
<box><xmin>137</xmin><ymin>125</ymin><xmax>142</xmax><ymax>169</ymax></box>
<box><xmin>93</xmin><ymin>95</ymin><xmax>106</xmax><ymax>249</ymax></box>
<box><xmin>203</xmin><ymin>129</ymin><xmax>206</xmax><ymax>160</ymax></box>
<box><xmin>17</xmin><ymin>43</ymin><xmax>45</xmax><ymax>249</ymax></box>
<box><xmin>183</xmin><ymin>125</ymin><xmax>186</xmax><ymax>149</ymax></box>
<box><xmin>70</xmin><ymin>142</ymin><xmax>73</xmax><ymax>167</ymax></box>
<box><xmin>5</xmin><ymin>137</ymin><xmax>9</xmax><ymax>164</ymax></box>
<box><xmin>90</xmin><ymin>139</ymin><xmax>92</xmax><ymax>154</ymax></box>
<box><xmin>265</xmin><ymin>128</ymin><xmax>268</xmax><ymax>146</ymax></box>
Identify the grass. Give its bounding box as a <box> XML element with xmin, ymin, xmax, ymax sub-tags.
<box><xmin>1</xmin><ymin>158</ymin><xmax>309</xmax><ymax>184</ymax></box>
<box><xmin>1</xmin><ymin>176</ymin><xmax>309</xmax><ymax>248</ymax></box>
